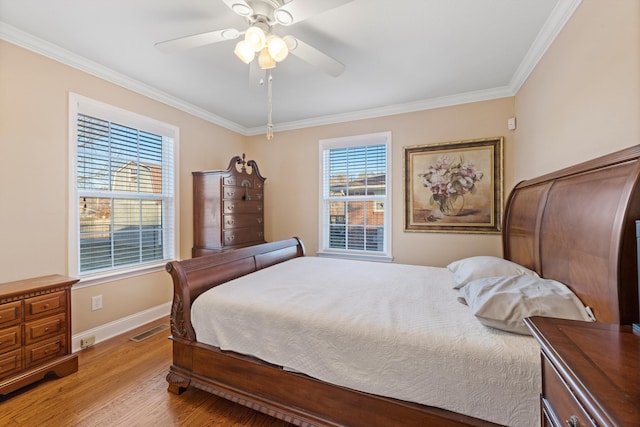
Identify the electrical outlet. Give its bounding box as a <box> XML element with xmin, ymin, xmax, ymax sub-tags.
<box><xmin>91</xmin><ymin>294</ymin><xmax>103</xmax><ymax>311</ymax></box>
<box><xmin>80</xmin><ymin>335</ymin><xmax>96</xmax><ymax>348</ymax></box>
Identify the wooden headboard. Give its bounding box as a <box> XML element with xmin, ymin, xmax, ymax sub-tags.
<box><xmin>503</xmin><ymin>145</ymin><xmax>640</xmax><ymax>325</ymax></box>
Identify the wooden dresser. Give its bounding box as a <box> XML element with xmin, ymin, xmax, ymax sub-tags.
<box><xmin>0</xmin><ymin>274</ymin><xmax>78</xmax><ymax>395</ymax></box>
<box><xmin>525</xmin><ymin>316</ymin><xmax>640</xmax><ymax>427</ymax></box>
<box><xmin>192</xmin><ymin>154</ymin><xmax>266</xmax><ymax>257</ymax></box>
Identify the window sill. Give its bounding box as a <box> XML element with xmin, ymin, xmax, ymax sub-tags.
<box><xmin>74</xmin><ymin>261</ymin><xmax>170</xmax><ymax>289</ymax></box>
<box><xmin>316</xmin><ymin>251</ymin><xmax>393</xmax><ymax>263</ymax></box>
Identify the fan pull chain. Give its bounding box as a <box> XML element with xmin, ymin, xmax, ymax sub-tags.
<box><xmin>266</xmin><ymin>70</ymin><xmax>274</xmax><ymax>140</ymax></box>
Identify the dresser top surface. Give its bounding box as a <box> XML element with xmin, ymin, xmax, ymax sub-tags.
<box><xmin>525</xmin><ymin>316</ymin><xmax>640</xmax><ymax>425</ymax></box>
<box><xmin>0</xmin><ymin>275</ymin><xmax>78</xmax><ymax>299</ymax></box>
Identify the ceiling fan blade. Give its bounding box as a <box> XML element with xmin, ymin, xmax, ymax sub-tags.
<box><xmin>220</xmin><ymin>0</ymin><xmax>254</xmax><ymax>17</ymax></box>
<box><xmin>274</xmin><ymin>0</ymin><xmax>353</xmax><ymax>25</ymax></box>
<box><xmin>284</xmin><ymin>36</ymin><xmax>345</xmax><ymax>77</ymax></box>
<box><xmin>249</xmin><ymin>60</ymin><xmax>267</xmax><ymax>90</ymax></box>
<box><xmin>155</xmin><ymin>28</ymin><xmax>240</xmax><ymax>53</ymax></box>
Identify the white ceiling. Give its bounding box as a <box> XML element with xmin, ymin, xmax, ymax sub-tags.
<box><xmin>0</xmin><ymin>0</ymin><xmax>580</xmax><ymax>135</ymax></box>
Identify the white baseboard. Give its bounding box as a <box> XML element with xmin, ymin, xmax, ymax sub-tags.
<box><xmin>72</xmin><ymin>301</ymin><xmax>171</xmax><ymax>353</ymax></box>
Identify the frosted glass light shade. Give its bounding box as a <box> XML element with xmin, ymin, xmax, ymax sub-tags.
<box><xmin>245</xmin><ymin>26</ymin><xmax>266</xmax><ymax>52</ymax></box>
<box><xmin>258</xmin><ymin>48</ymin><xmax>276</xmax><ymax>69</ymax></box>
<box><xmin>267</xmin><ymin>35</ymin><xmax>288</xmax><ymax>62</ymax></box>
<box><xmin>234</xmin><ymin>41</ymin><xmax>255</xmax><ymax>64</ymax></box>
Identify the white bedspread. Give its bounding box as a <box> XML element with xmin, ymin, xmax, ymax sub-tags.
<box><xmin>191</xmin><ymin>256</ymin><xmax>540</xmax><ymax>426</ymax></box>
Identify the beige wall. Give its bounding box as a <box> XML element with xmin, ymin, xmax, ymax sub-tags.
<box><xmin>514</xmin><ymin>0</ymin><xmax>640</xmax><ymax>180</ymax></box>
<box><xmin>249</xmin><ymin>98</ymin><xmax>515</xmax><ymax>267</ymax></box>
<box><xmin>0</xmin><ymin>0</ymin><xmax>636</xmax><ymax>337</ymax></box>
<box><xmin>0</xmin><ymin>40</ymin><xmax>248</xmax><ymax>334</ymax></box>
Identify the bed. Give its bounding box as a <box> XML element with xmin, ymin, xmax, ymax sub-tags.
<box><xmin>165</xmin><ymin>145</ymin><xmax>640</xmax><ymax>427</ymax></box>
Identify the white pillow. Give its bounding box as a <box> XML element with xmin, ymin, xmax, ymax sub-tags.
<box><xmin>458</xmin><ymin>275</ymin><xmax>594</xmax><ymax>335</ymax></box>
<box><xmin>447</xmin><ymin>256</ymin><xmax>539</xmax><ymax>289</ymax></box>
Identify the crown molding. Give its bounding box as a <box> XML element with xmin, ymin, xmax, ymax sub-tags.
<box><xmin>0</xmin><ymin>22</ymin><xmax>245</xmax><ymax>134</ymax></box>
<box><xmin>1</xmin><ymin>0</ymin><xmax>580</xmax><ymax>136</ymax></box>
<box><xmin>245</xmin><ymin>85</ymin><xmax>515</xmax><ymax>136</ymax></box>
<box><xmin>509</xmin><ymin>0</ymin><xmax>582</xmax><ymax>92</ymax></box>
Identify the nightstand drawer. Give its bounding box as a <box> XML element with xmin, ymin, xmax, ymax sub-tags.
<box><xmin>0</xmin><ymin>325</ymin><xmax>21</xmax><ymax>353</ymax></box>
<box><xmin>25</xmin><ymin>291</ymin><xmax>65</xmax><ymax>320</ymax></box>
<box><xmin>25</xmin><ymin>334</ymin><xmax>67</xmax><ymax>368</ymax></box>
<box><xmin>0</xmin><ymin>301</ymin><xmax>22</xmax><ymax>328</ymax></box>
<box><xmin>25</xmin><ymin>313</ymin><xmax>66</xmax><ymax>345</ymax></box>
<box><xmin>0</xmin><ymin>349</ymin><xmax>22</xmax><ymax>379</ymax></box>
<box><xmin>542</xmin><ymin>355</ymin><xmax>596</xmax><ymax>427</ymax></box>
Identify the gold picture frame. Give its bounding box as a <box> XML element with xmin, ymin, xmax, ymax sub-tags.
<box><xmin>404</xmin><ymin>137</ymin><xmax>503</xmax><ymax>233</ymax></box>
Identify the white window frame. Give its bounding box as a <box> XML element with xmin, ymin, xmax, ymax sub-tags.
<box><xmin>318</xmin><ymin>131</ymin><xmax>392</xmax><ymax>262</ymax></box>
<box><xmin>68</xmin><ymin>93</ymin><xmax>179</xmax><ymax>287</ymax></box>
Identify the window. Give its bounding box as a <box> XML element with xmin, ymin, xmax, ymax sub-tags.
<box><xmin>319</xmin><ymin>132</ymin><xmax>391</xmax><ymax>261</ymax></box>
<box><xmin>69</xmin><ymin>94</ymin><xmax>177</xmax><ymax>283</ymax></box>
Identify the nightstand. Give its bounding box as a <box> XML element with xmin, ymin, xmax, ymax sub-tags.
<box><xmin>525</xmin><ymin>316</ymin><xmax>640</xmax><ymax>427</ymax></box>
<box><xmin>0</xmin><ymin>275</ymin><xmax>78</xmax><ymax>395</ymax></box>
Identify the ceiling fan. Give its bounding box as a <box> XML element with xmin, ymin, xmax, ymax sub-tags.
<box><xmin>155</xmin><ymin>0</ymin><xmax>353</xmax><ymax>77</ymax></box>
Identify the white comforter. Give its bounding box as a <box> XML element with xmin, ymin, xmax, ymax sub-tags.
<box><xmin>191</xmin><ymin>256</ymin><xmax>540</xmax><ymax>426</ymax></box>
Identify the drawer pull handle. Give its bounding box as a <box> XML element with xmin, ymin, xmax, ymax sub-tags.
<box><xmin>566</xmin><ymin>415</ymin><xmax>580</xmax><ymax>427</ymax></box>
<box><xmin>44</xmin><ymin>328</ymin><xmax>50</xmax><ymax>332</ymax></box>
<box><xmin>43</xmin><ymin>304</ymin><xmax>49</xmax><ymax>309</ymax></box>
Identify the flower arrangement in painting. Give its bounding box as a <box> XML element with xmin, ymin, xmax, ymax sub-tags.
<box><xmin>418</xmin><ymin>155</ymin><xmax>483</xmax><ymax>215</ymax></box>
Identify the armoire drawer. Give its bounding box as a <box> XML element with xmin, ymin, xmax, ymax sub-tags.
<box><xmin>223</xmin><ymin>200</ymin><xmax>263</xmax><ymax>214</ymax></box>
<box><xmin>222</xmin><ymin>186</ymin><xmax>263</xmax><ymax>201</ymax></box>
<box><xmin>223</xmin><ymin>214</ymin><xmax>264</xmax><ymax>229</ymax></box>
<box><xmin>223</xmin><ymin>228</ymin><xmax>264</xmax><ymax>245</ymax></box>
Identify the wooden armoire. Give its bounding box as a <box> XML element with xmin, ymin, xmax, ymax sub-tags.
<box><xmin>192</xmin><ymin>154</ymin><xmax>266</xmax><ymax>257</ymax></box>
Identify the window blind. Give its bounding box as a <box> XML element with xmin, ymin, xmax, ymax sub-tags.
<box><xmin>76</xmin><ymin>113</ymin><xmax>175</xmax><ymax>274</ymax></box>
<box><xmin>321</xmin><ymin>140</ymin><xmax>388</xmax><ymax>255</ymax></box>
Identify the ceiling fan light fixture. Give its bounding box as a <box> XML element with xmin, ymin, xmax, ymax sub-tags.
<box><xmin>258</xmin><ymin>48</ymin><xmax>276</xmax><ymax>69</ymax></box>
<box><xmin>274</xmin><ymin>9</ymin><xmax>294</xmax><ymax>25</ymax></box>
<box><xmin>234</xmin><ymin>41</ymin><xmax>255</xmax><ymax>64</ymax></box>
<box><xmin>245</xmin><ymin>25</ymin><xmax>267</xmax><ymax>52</ymax></box>
<box><xmin>267</xmin><ymin>35</ymin><xmax>288</xmax><ymax>62</ymax></box>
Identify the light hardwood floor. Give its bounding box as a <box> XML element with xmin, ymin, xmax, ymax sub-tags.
<box><xmin>0</xmin><ymin>318</ymin><xmax>292</xmax><ymax>426</ymax></box>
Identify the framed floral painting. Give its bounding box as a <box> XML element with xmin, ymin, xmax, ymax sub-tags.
<box><xmin>404</xmin><ymin>137</ymin><xmax>503</xmax><ymax>233</ymax></box>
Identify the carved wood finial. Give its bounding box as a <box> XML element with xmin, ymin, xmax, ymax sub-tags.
<box><xmin>239</xmin><ymin>153</ymin><xmax>247</xmax><ymax>172</ymax></box>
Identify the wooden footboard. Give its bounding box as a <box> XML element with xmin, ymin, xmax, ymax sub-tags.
<box><xmin>164</xmin><ymin>237</ymin><xmax>497</xmax><ymax>427</ymax></box>
<box><xmin>165</xmin><ymin>238</ymin><xmax>305</xmax><ymax>341</ymax></box>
